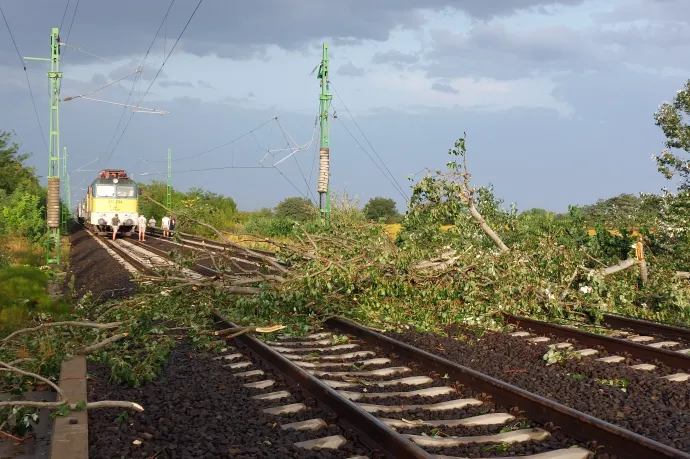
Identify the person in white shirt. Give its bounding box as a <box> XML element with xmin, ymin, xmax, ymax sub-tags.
<box><xmin>137</xmin><ymin>214</ymin><xmax>147</xmax><ymax>241</ymax></box>
<box><xmin>161</xmin><ymin>215</ymin><xmax>170</xmax><ymax>238</ymax></box>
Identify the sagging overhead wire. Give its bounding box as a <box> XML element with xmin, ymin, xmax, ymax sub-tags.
<box><xmin>104</xmin><ymin>0</ymin><xmax>204</xmax><ymax>167</ymax></box>
<box><xmin>0</xmin><ymin>6</ymin><xmax>49</xmax><ymax>155</ymax></box>
<box><xmin>63</xmin><ymin>68</ymin><xmax>142</xmax><ymax>102</ymax></box>
<box><xmin>329</xmin><ymin>81</ymin><xmax>409</xmax><ymax>201</ymax></box>
<box><xmin>59</xmin><ymin>42</ymin><xmax>114</xmax><ymax>64</ymax></box>
<box><xmin>101</xmin><ymin>0</ymin><xmax>177</xmax><ymax>167</ymax></box>
<box><xmin>331</xmin><ymin>103</ymin><xmax>408</xmax><ymax>202</ymax></box>
<box><xmin>149</xmin><ymin>117</ymin><xmax>278</xmax><ymax>162</ymax></box>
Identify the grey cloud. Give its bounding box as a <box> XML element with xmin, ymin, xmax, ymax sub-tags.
<box><xmin>197</xmin><ymin>80</ymin><xmax>216</xmax><ymax>90</ymax></box>
<box><xmin>425</xmin><ymin>17</ymin><xmax>690</xmax><ymax>80</ymax></box>
<box><xmin>1</xmin><ymin>0</ymin><xmax>588</xmax><ymax>63</ymax></box>
<box><xmin>338</xmin><ymin>61</ymin><xmax>366</xmax><ymax>77</ymax></box>
<box><xmin>90</xmin><ymin>73</ymin><xmax>107</xmax><ymax>85</ymax></box>
<box><xmin>431</xmin><ymin>82</ymin><xmax>458</xmax><ymax>93</ymax></box>
<box><xmin>158</xmin><ymin>80</ymin><xmax>195</xmax><ymax>89</ymax></box>
<box><xmin>371</xmin><ymin>50</ymin><xmax>419</xmax><ymax>69</ymax></box>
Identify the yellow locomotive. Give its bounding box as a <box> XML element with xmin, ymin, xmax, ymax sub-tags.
<box><xmin>80</xmin><ymin>169</ymin><xmax>140</xmax><ymax>235</ymax></box>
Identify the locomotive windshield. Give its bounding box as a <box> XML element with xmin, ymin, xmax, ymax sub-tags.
<box><xmin>116</xmin><ymin>185</ymin><xmax>135</xmax><ymax>197</ymax></box>
<box><xmin>96</xmin><ymin>185</ymin><xmax>116</xmax><ymax>197</ymax></box>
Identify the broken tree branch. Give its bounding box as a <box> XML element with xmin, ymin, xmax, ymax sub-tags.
<box><xmin>2</xmin><ymin>321</ymin><xmax>124</xmax><ymax>345</ymax></box>
<box><xmin>0</xmin><ymin>362</ymin><xmax>64</xmax><ymax>399</ymax></box>
<box><xmin>76</xmin><ymin>333</ymin><xmax>129</xmax><ymax>355</ymax></box>
<box><xmin>0</xmin><ymin>400</ymin><xmax>144</xmax><ymax>411</ymax></box>
<box><xmin>143</xmin><ymin>194</ymin><xmax>289</xmax><ymax>274</ymax></box>
<box><xmin>598</xmin><ymin>258</ymin><xmax>639</xmax><ymax>276</ymax></box>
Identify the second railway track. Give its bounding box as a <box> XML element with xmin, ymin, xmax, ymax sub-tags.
<box><xmin>212</xmin><ymin>311</ymin><xmax>690</xmax><ymax>459</ymax></box>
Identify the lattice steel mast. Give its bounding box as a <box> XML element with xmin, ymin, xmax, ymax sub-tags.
<box><xmin>26</xmin><ymin>28</ymin><xmax>62</xmax><ymax>264</ymax></box>
<box><xmin>316</xmin><ymin>43</ymin><xmax>332</xmax><ymax>226</ymax></box>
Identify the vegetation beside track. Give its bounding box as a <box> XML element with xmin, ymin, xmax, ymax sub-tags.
<box><xmin>3</xmin><ymin>81</ymin><xmax>690</xmax><ymax>440</ymax></box>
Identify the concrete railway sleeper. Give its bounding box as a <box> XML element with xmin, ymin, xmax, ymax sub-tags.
<box><xmin>503</xmin><ymin>314</ymin><xmax>690</xmax><ymax>377</ymax></box>
<box><xmin>213</xmin><ymin>311</ymin><xmax>690</xmax><ymax>459</ymax></box>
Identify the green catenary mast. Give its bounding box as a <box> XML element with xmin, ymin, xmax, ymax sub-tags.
<box><xmin>26</xmin><ymin>28</ymin><xmax>62</xmax><ymax>264</ymax></box>
<box><xmin>316</xmin><ymin>43</ymin><xmax>332</xmax><ymax>226</ymax></box>
<box><xmin>61</xmin><ymin>146</ymin><xmax>68</xmax><ymax>231</ymax></box>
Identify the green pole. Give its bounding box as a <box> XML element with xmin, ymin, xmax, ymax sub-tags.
<box><xmin>61</xmin><ymin>146</ymin><xmax>67</xmax><ymax>231</ymax></box>
<box><xmin>316</xmin><ymin>43</ymin><xmax>332</xmax><ymax>227</ymax></box>
<box><xmin>166</xmin><ymin>148</ymin><xmax>172</xmax><ymax>209</ymax></box>
<box><xmin>28</xmin><ymin>28</ymin><xmax>63</xmax><ymax>264</ymax></box>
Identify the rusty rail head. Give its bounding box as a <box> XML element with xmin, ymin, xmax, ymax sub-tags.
<box><xmin>325</xmin><ymin>316</ymin><xmax>690</xmax><ymax>459</ymax></box>
<box><xmin>503</xmin><ymin>313</ymin><xmax>690</xmax><ymax>371</ymax></box>
<box><xmin>210</xmin><ymin>310</ymin><xmax>431</xmax><ymax>459</ymax></box>
<box><xmin>602</xmin><ymin>313</ymin><xmax>690</xmax><ymax>343</ymax></box>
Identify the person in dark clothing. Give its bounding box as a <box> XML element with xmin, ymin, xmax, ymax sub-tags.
<box><xmin>111</xmin><ymin>214</ymin><xmax>120</xmax><ymax>240</ymax></box>
<box><xmin>170</xmin><ymin>216</ymin><xmax>176</xmax><ymax>235</ymax></box>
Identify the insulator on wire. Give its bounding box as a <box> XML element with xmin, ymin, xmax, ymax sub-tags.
<box><xmin>47</xmin><ymin>177</ymin><xmax>61</xmax><ymax>228</ymax></box>
<box><xmin>317</xmin><ymin>148</ymin><xmax>330</xmax><ymax>194</ymax></box>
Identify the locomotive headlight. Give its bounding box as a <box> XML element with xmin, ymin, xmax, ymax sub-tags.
<box><xmin>113</xmin><ymin>178</ymin><xmax>119</xmax><ymax>184</ymax></box>
<box><xmin>98</xmin><ymin>218</ymin><xmax>106</xmax><ymax>225</ymax></box>
<box><xmin>126</xmin><ymin>218</ymin><xmax>134</xmax><ymax>225</ymax></box>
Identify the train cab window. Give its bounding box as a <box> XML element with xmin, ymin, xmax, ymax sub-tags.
<box><xmin>116</xmin><ymin>186</ymin><xmax>135</xmax><ymax>197</ymax></box>
<box><xmin>95</xmin><ymin>185</ymin><xmax>116</xmax><ymax>197</ymax></box>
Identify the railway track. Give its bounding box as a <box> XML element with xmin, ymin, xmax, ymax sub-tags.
<box><xmin>212</xmin><ymin>311</ymin><xmax>690</xmax><ymax>459</ymax></box>
<box><xmin>146</xmin><ymin>227</ymin><xmax>281</xmax><ymax>266</ymax></box>
<box><xmin>503</xmin><ymin>314</ymin><xmax>690</xmax><ymax>379</ymax></box>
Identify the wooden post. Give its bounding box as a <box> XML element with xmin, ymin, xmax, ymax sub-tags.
<box><xmin>636</xmin><ymin>238</ymin><xmax>648</xmax><ymax>286</ymax></box>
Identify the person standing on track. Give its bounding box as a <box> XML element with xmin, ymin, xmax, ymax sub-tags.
<box><xmin>169</xmin><ymin>215</ymin><xmax>176</xmax><ymax>235</ymax></box>
<box><xmin>111</xmin><ymin>214</ymin><xmax>120</xmax><ymax>241</ymax></box>
<box><xmin>161</xmin><ymin>214</ymin><xmax>170</xmax><ymax>238</ymax></box>
<box><xmin>137</xmin><ymin>214</ymin><xmax>147</xmax><ymax>241</ymax></box>
<box><xmin>148</xmin><ymin>216</ymin><xmax>156</xmax><ymax>236</ymax></box>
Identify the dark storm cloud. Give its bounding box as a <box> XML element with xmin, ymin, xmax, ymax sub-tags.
<box><xmin>424</xmin><ymin>14</ymin><xmax>690</xmax><ymax>80</ymax></box>
<box><xmin>0</xmin><ymin>0</ymin><xmax>586</xmax><ymax>64</ymax></box>
<box><xmin>431</xmin><ymin>82</ymin><xmax>458</xmax><ymax>93</ymax></box>
<box><xmin>338</xmin><ymin>62</ymin><xmax>366</xmax><ymax>77</ymax></box>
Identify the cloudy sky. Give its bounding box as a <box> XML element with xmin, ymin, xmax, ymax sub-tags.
<box><xmin>1</xmin><ymin>0</ymin><xmax>688</xmax><ymax>212</ymax></box>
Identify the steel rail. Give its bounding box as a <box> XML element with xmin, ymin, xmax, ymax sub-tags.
<box><xmin>503</xmin><ymin>313</ymin><xmax>690</xmax><ymax>371</ymax></box>
<box><xmin>148</xmin><ymin>227</ymin><xmax>278</xmax><ymax>259</ymax></box>
<box><xmin>326</xmin><ymin>316</ymin><xmax>690</xmax><ymax>459</ymax></box>
<box><xmin>210</xmin><ymin>309</ymin><xmax>431</xmax><ymax>459</ymax></box>
<box><xmin>82</xmin><ymin>224</ymin><xmax>158</xmax><ymax>277</ymax></box>
<box><xmin>126</xmin><ymin>237</ymin><xmax>220</xmax><ymax>278</ymax></box>
<box><xmin>602</xmin><ymin>313</ymin><xmax>690</xmax><ymax>343</ymax></box>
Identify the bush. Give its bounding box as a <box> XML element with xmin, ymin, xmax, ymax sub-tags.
<box><xmin>1</xmin><ymin>189</ymin><xmax>45</xmax><ymax>242</ymax></box>
<box><xmin>363</xmin><ymin>196</ymin><xmax>401</xmax><ymax>223</ymax></box>
<box><xmin>243</xmin><ymin>216</ymin><xmax>295</xmax><ymax>237</ymax></box>
<box><xmin>275</xmin><ymin>197</ymin><xmax>318</xmax><ymax>222</ymax></box>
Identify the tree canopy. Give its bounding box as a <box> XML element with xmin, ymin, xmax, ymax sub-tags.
<box><xmin>654</xmin><ymin>79</ymin><xmax>690</xmax><ymax>190</ymax></box>
<box><xmin>275</xmin><ymin>197</ymin><xmax>317</xmax><ymax>222</ymax></box>
<box><xmin>0</xmin><ymin>130</ymin><xmax>40</xmax><ymax>196</ymax></box>
<box><xmin>363</xmin><ymin>196</ymin><xmax>400</xmax><ymax>223</ymax></box>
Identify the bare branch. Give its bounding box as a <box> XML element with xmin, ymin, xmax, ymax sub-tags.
<box><xmin>0</xmin><ymin>400</ymin><xmax>144</xmax><ymax>412</ymax></box>
<box><xmin>598</xmin><ymin>258</ymin><xmax>639</xmax><ymax>276</ymax></box>
<box><xmin>0</xmin><ymin>362</ymin><xmax>63</xmax><ymax>399</ymax></box>
<box><xmin>2</xmin><ymin>321</ymin><xmax>123</xmax><ymax>345</ymax></box>
<box><xmin>76</xmin><ymin>333</ymin><xmax>129</xmax><ymax>355</ymax></box>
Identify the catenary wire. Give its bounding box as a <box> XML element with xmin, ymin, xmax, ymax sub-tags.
<box><xmin>330</xmin><ymin>81</ymin><xmax>408</xmax><ymax>199</ymax></box>
<box><xmin>105</xmin><ymin>0</ymin><xmax>204</xmax><ymax>166</ymax></box>
<box><xmin>331</xmin><ymin>104</ymin><xmax>408</xmax><ymax>201</ymax></box>
<box><xmin>0</xmin><ymin>6</ymin><xmax>49</xmax><ymax>154</ymax></box>
<box><xmin>101</xmin><ymin>0</ymin><xmax>176</xmax><ymax>167</ymax></box>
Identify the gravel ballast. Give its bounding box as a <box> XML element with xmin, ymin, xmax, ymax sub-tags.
<box><xmin>69</xmin><ymin>224</ymin><xmax>137</xmax><ymax>301</ymax></box>
<box><xmin>87</xmin><ymin>340</ymin><xmax>371</xmax><ymax>458</ymax></box>
<box><xmin>387</xmin><ymin>326</ymin><xmax>690</xmax><ymax>453</ymax></box>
